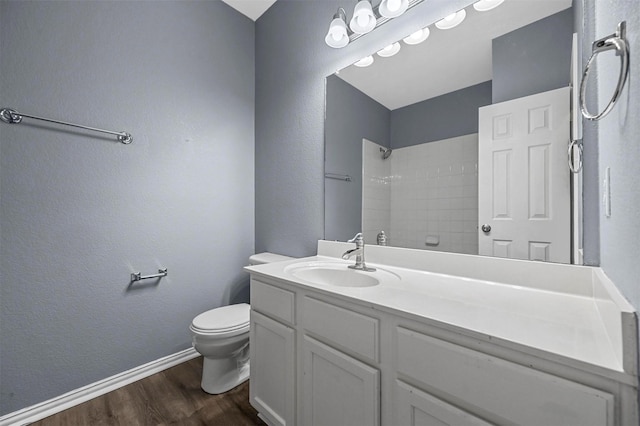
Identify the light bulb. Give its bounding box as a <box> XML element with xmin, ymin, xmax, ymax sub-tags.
<box><xmin>325</xmin><ymin>16</ymin><xmax>348</xmax><ymax>48</ymax></box>
<box><xmin>357</xmin><ymin>13</ymin><xmax>370</xmax><ymax>28</ymax></box>
<box><xmin>473</xmin><ymin>0</ymin><xmax>505</xmax><ymax>12</ymax></box>
<box><xmin>377</xmin><ymin>42</ymin><xmax>401</xmax><ymax>58</ymax></box>
<box><xmin>354</xmin><ymin>56</ymin><xmax>374</xmax><ymax>67</ymax></box>
<box><xmin>435</xmin><ymin>9</ymin><xmax>466</xmax><ymax>30</ymax></box>
<box><xmin>387</xmin><ymin>0</ymin><xmax>401</xmax><ymax>12</ymax></box>
<box><xmin>379</xmin><ymin>0</ymin><xmax>408</xmax><ymax>18</ymax></box>
<box><xmin>403</xmin><ymin>27</ymin><xmax>430</xmax><ymax>45</ymax></box>
<box><xmin>350</xmin><ymin>0</ymin><xmax>376</xmax><ymax>34</ymax></box>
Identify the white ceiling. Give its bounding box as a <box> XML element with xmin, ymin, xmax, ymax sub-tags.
<box><xmin>221</xmin><ymin>0</ymin><xmax>277</xmax><ymax>21</ymax></box>
<box><xmin>336</xmin><ymin>0</ymin><xmax>572</xmax><ymax>110</ymax></box>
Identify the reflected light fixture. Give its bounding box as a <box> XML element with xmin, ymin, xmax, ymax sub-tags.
<box><xmin>473</xmin><ymin>0</ymin><xmax>505</xmax><ymax>12</ymax></box>
<box><xmin>354</xmin><ymin>55</ymin><xmax>375</xmax><ymax>67</ymax></box>
<box><xmin>435</xmin><ymin>9</ymin><xmax>466</xmax><ymax>30</ymax></box>
<box><xmin>325</xmin><ymin>8</ymin><xmax>350</xmax><ymax>48</ymax></box>
<box><xmin>377</xmin><ymin>42</ymin><xmax>401</xmax><ymax>57</ymax></box>
<box><xmin>379</xmin><ymin>0</ymin><xmax>409</xmax><ymax>18</ymax></box>
<box><xmin>403</xmin><ymin>27</ymin><xmax>430</xmax><ymax>45</ymax></box>
<box><xmin>350</xmin><ymin>0</ymin><xmax>377</xmax><ymax>34</ymax></box>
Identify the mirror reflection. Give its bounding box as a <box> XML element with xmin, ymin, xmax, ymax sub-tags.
<box><xmin>325</xmin><ymin>0</ymin><xmax>580</xmax><ymax>263</ymax></box>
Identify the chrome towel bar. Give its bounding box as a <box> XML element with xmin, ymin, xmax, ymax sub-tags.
<box><xmin>0</xmin><ymin>107</ymin><xmax>133</xmax><ymax>144</ymax></box>
<box><xmin>579</xmin><ymin>21</ymin><xmax>630</xmax><ymax>121</ymax></box>
<box><xmin>131</xmin><ymin>268</ymin><xmax>168</xmax><ymax>282</ymax></box>
<box><xmin>325</xmin><ymin>173</ymin><xmax>352</xmax><ymax>182</ymax></box>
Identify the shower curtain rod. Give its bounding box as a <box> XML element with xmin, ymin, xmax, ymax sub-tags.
<box><xmin>0</xmin><ymin>107</ymin><xmax>133</xmax><ymax>144</ymax></box>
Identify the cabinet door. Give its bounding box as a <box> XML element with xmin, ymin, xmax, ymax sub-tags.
<box><xmin>303</xmin><ymin>335</ymin><xmax>380</xmax><ymax>426</ymax></box>
<box><xmin>250</xmin><ymin>310</ymin><xmax>295</xmax><ymax>426</ymax></box>
<box><xmin>396</xmin><ymin>380</ymin><xmax>493</xmax><ymax>426</ymax></box>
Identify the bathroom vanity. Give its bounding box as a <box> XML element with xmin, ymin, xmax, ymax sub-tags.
<box><xmin>245</xmin><ymin>241</ymin><xmax>638</xmax><ymax>426</ymax></box>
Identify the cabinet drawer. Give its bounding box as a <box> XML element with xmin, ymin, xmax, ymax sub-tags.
<box><xmin>302</xmin><ymin>296</ymin><xmax>379</xmax><ymax>363</ymax></box>
<box><xmin>251</xmin><ymin>278</ymin><xmax>295</xmax><ymax>325</ymax></box>
<box><xmin>396</xmin><ymin>327</ymin><xmax>614</xmax><ymax>426</ymax></box>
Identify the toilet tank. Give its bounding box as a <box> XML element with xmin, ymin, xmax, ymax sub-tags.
<box><xmin>249</xmin><ymin>252</ymin><xmax>294</xmax><ymax>266</ymax></box>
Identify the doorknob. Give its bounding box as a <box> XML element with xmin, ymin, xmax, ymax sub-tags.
<box><xmin>481</xmin><ymin>224</ymin><xmax>492</xmax><ymax>233</ymax></box>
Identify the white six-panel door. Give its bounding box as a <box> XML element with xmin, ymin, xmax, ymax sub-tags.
<box><xmin>478</xmin><ymin>87</ymin><xmax>570</xmax><ymax>263</ymax></box>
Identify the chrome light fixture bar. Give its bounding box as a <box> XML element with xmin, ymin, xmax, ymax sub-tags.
<box><xmin>326</xmin><ymin>0</ymin><xmax>424</xmax><ymax>48</ymax></box>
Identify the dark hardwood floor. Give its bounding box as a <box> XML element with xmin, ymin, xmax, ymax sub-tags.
<box><xmin>32</xmin><ymin>357</ymin><xmax>267</xmax><ymax>425</ymax></box>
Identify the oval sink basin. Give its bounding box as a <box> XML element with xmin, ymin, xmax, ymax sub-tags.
<box><xmin>284</xmin><ymin>262</ymin><xmax>400</xmax><ymax>288</ymax></box>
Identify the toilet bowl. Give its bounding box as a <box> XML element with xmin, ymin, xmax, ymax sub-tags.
<box><xmin>190</xmin><ymin>252</ymin><xmax>293</xmax><ymax>394</ymax></box>
<box><xmin>190</xmin><ymin>303</ymin><xmax>251</xmax><ymax>394</ymax></box>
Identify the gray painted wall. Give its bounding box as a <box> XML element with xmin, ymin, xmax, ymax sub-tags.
<box><xmin>0</xmin><ymin>1</ymin><xmax>254</xmax><ymax>415</ymax></box>
<box><xmin>390</xmin><ymin>81</ymin><xmax>492</xmax><ymax>149</ymax></box>
<box><xmin>255</xmin><ymin>0</ymin><xmax>474</xmax><ymax>256</ymax></box>
<box><xmin>325</xmin><ymin>75</ymin><xmax>390</xmax><ymax>241</ymax></box>
<box><xmin>588</xmin><ymin>0</ymin><xmax>640</xmax><ymax>343</ymax></box>
<box><xmin>492</xmin><ymin>8</ymin><xmax>574</xmax><ymax>103</ymax></box>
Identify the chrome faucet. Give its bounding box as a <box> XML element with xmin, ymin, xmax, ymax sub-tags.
<box><xmin>342</xmin><ymin>233</ymin><xmax>376</xmax><ymax>272</ymax></box>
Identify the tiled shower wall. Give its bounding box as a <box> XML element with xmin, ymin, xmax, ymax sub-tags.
<box><xmin>363</xmin><ymin>134</ymin><xmax>479</xmax><ymax>254</ymax></box>
<box><xmin>362</xmin><ymin>140</ymin><xmax>391</xmax><ymax>245</ymax></box>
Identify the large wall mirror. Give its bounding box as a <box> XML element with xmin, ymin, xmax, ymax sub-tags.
<box><xmin>325</xmin><ymin>0</ymin><xmax>582</xmax><ymax>264</ymax></box>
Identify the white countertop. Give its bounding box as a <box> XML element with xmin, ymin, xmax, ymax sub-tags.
<box><xmin>246</xmin><ymin>249</ymin><xmax>637</xmax><ymax>383</ymax></box>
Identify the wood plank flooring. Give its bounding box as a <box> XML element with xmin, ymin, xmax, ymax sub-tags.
<box><xmin>32</xmin><ymin>357</ymin><xmax>266</xmax><ymax>426</ymax></box>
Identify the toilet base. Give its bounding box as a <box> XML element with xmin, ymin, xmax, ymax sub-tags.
<box><xmin>200</xmin><ymin>356</ymin><xmax>250</xmax><ymax>394</ymax></box>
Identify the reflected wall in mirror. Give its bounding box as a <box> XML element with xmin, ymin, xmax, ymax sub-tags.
<box><xmin>325</xmin><ymin>0</ymin><xmax>580</xmax><ymax>264</ymax></box>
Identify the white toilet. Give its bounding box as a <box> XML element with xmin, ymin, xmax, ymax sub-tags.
<box><xmin>190</xmin><ymin>252</ymin><xmax>293</xmax><ymax>394</ymax></box>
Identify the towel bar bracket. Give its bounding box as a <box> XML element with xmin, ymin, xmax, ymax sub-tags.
<box><xmin>131</xmin><ymin>268</ymin><xmax>168</xmax><ymax>283</ymax></box>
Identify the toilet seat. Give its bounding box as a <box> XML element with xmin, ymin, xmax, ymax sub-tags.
<box><xmin>190</xmin><ymin>303</ymin><xmax>250</xmax><ymax>337</ymax></box>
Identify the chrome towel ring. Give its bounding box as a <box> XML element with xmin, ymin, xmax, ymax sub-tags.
<box><xmin>568</xmin><ymin>139</ymin><xmax>583</xmax><ymax>174</ymax></box>
<box><xmin>579</xmin><ymin>21</ymin><xmax>630</xmax><ymax>121</ymax></box>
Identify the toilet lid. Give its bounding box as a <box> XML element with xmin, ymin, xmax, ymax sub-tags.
<box><xmin>249</xmin><ymin>252</ymin><xmax>294</xmax><ymax>265</ymax></box>
<box><xmin>191</xmin><ymin>303</ymin><xmax>250</xmax><ymax>334</ymax></box>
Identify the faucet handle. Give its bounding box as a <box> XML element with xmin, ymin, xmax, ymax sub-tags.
<box><xmin>348</xmin><ymin>233</ymin><xmax>363</xmax><ymax>244</ymax></box>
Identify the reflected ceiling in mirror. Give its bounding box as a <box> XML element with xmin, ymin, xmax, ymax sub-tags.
<box><xmin>336</xmin><ymin>0</ymin><xmax>572</xmax><ymax>110</ymax></box>
<box><xmin>324</xmin><ymin>0</ymin><xmax>580</xmax><ymax>264</ymax></box>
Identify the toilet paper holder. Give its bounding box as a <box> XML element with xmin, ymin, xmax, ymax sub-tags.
<box><xmin>131</xmin><ymin>268</ymin><xmax>168</xmax><ymax>282</ymax></box>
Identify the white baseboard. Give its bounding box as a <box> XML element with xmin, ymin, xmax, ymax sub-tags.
<box><xmin>0</xmin><ymin>347</ymin><xmax>199</xmax><ymax>426</ymax></box>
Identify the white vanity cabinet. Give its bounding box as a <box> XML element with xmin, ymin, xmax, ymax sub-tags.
<box><xmin>249</xmin><ymin>279</ymin><xmax>296</xmax><ymax>426</ymax></box>
<box><xmin>248</xmin><ymin>260</ymin><xmax>637</xmax><ymax>426</ymax></box>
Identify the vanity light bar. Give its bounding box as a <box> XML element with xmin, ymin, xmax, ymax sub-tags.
<box><xmin>326</xmin><ymin>0</ymin><xmax>424</xmax><ymax>48</ymax></box>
